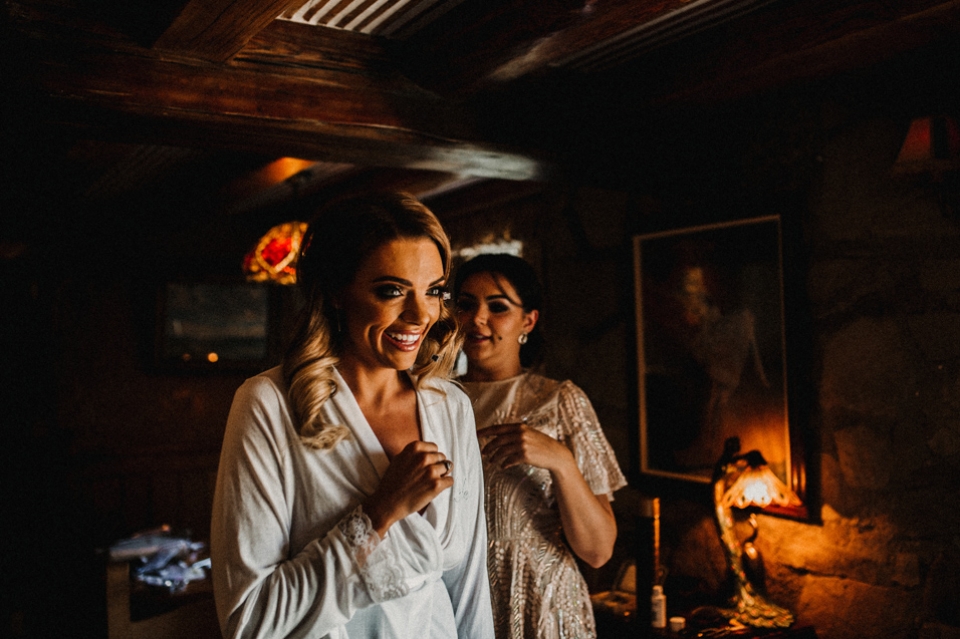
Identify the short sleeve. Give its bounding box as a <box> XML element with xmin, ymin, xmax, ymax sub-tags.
<box><xmin>555</xmin><ymin>382</ymin><xmax>628</xmax><ymax>498</ymax></box>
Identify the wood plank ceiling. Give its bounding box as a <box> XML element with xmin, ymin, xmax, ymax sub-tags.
<box><xmin>4</xmin><ymin>0</ymin><xmax>960</xmax><ymax>224</ymax></box>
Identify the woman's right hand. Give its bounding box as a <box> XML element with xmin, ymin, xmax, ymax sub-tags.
<box><xmin>362</xmin><ymin>441</ymin><xmax>453</xmax><ymax>538</ymax></box>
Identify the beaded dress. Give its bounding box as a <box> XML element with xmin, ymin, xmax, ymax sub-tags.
<box><xmin>461</xmin><ymin>372</ymin><xmax>627</xmax><ymax>639</ymax></box>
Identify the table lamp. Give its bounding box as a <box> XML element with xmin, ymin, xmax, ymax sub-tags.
<box><xmin>712</xmin><ymin>437</ymin><xmax>801</xmax><ymax>628</ymax></box>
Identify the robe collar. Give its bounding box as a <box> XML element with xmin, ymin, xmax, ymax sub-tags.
<box><xmin>329</xmin><ymin>367</ymin><xmax>429</xmax><ymax>479</ymax></box>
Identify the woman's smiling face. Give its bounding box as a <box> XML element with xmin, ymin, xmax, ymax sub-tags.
<box><xmin>339</xmin><ymin>237</ymin><xmax>446</xmax><ymax>372</ymax></box>
<box><xmin>455</xmin><ymin>271</ymin><xmax>538</xmax><ymax>380</ymax></box>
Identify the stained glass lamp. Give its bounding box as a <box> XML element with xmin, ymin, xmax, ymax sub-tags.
<box><xmin>242</xmin><ymin>221</ymin><xmax>308</xmax><ymax>285</ymax></box>
<box><xmin>712</xmin><ymin>437</ymin><xmax>801</xmax><ymax>629</ymax></box>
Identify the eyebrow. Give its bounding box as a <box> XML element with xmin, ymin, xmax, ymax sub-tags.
<box><xmin>458</xmin><ymin>291</ymin><xmax>520</xmax><ymax>305</ymax></box>
<box><xmin>372</xmin><ymin>276</ymin><xmax>446</xmax><ymax>287</ymax></box>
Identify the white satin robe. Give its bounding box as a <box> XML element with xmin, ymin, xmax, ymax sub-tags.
<box><xmin>211</xmin><ymin>367</ymin><xmax>494</xmax><ymax>639</ymax></box>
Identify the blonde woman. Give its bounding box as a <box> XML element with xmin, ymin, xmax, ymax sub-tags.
<box><xmin>211</xmin><ymin>193</ymin><xmax>493</xmax><ymax>639</ymax></box>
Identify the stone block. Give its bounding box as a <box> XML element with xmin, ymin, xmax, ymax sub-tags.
<box><xmin>892</xmin><ymin>552</ymin><xmax>921</xmax><ymax>587</ymax></box>
<box><xmin>796</xmin><ymin>575</ymin><xmax>918</xmax><ymax>639</ymax></box>
<box><xmin>821</xmin><ymin>318</ymin><xmax>917</xmax><ymax>418</ymax></box>
<box><xmin>834</xmin><ymin>425</ymin><xmax>893</xmax><ymax>489</ymax></box>
<box><xmin>906</xmin><ymin>314</ymin><xmax>960</xmax><ymax>360</ymax></box>
<box><xmin>807</xmin><ymin>259</ymin><xmax>889</xmax><ymax>317</ymax></box>
<box><xmin>928</xmin><ymin>428</ymin><xmax>960</xmax><ymax>458</ymax></box>
<box><xmin>919</xmin><ymin>259</ymin><xmax>960</xmax><ymax>294</ymax></box>
<box><xmin>919</xmin><ymin>623</ymin><xmax>960</xmax><ymax>639</ymax></box>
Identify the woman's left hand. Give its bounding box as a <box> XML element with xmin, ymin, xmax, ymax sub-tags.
<box><xmin>477</xmin><ymin>422</ymin><xmax>575</xmax><ymax>474</ymax></box>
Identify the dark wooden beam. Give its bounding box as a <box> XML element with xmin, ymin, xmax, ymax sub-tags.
<box><xmin>277</xmin><ymin>167</ymin><xmax>481</xmax><ymax>212</ymax></box>
<box><xmin>407</xmin><ymin>0</ymin><xmax>960</xmax><ymax>99</ymax></box>
<box><xmin>153</xmin><ymin>0</ymin><xmax>303</xmax><ymax>62</ymax></box>
<box><xmin>404</xmin><ymin>0</ymin><xmax>701</xmax><ymax>93</ymax></box>
<box><xmin>455</xmin><ymin>0</ymin><xmax>960</xmax><ymax>189</ymax></box>
<box><xmin>648</xmin><ymin>0</ymin><xmax>960</xmax><ymax>105</ymax></box>
<box><xmin>8</xmin><ymin>6</ymin><xmax>553</xmax><ymax>181</ymax></box>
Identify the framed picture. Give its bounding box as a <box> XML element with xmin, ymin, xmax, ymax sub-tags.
<box><xmin>155</xmin><ymin>281</ymin><xmax>272</xmax><ymax>372</ymax></box>
<box><xmin>633</xmin><ymin>215</ymin><xmax>806</xmax><ymax>513</ymax></box>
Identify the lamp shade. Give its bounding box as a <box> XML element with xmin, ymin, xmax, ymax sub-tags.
<box><xmin>242</xmin><ymin>221</ymin><xmax>308</xmax><ymax>285</ymax></box>
<box><xmin>892</xmin><ymin>115</ymin><xmax>960</xmax><ymax>176</ymax></box>
<box><xmin>721</xmin><ymin>452</ymin><xmax>801</xmax><ymax>510</ymax></box>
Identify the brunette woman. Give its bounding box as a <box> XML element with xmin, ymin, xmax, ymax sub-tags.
<box><xmin>454</xmin><ymin>253</ymin><xmax>626</xmax><ymax>639</ymax></box>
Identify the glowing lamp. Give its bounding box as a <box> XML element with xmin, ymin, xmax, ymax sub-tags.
<box><xmin>713</xmin><ymin>438</ymin><xmax>801</xmax><ymax>629</ymax></box>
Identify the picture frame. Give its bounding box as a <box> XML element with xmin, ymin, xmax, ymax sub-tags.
<box><xmin>154</xmin><ymin>281</ymin><xmax>273</xmax><ymax>372</ymax></box>
<box><xmin>633</xmin><ymin>214</ymin><xmax>810</xmax><ymax>518</ymax></box>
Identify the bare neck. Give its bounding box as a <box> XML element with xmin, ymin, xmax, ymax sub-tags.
<box><xmin>337</xmin><ymin>357</ymin><xmax>412</xmax><ymax>409</ymax></box>
<box><xmin>462</xmin><ymin>360</ymin><xmax>523</xmax><ymax>383</ymax></box>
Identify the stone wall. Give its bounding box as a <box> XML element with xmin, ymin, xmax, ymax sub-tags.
<box><xmin>617</xmin><ymin>107</ymin><xmax>958</xmax><ymax>638</ymax></box>
<box><xmin>779</xmin><ymin>114</ymin><xmax>960</xmax><ymax>639</ymax></box>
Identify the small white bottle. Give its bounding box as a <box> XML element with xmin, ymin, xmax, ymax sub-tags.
<box><xmin>651</xmin><ymin>584</ymin><xmax>667</xmax><ymax>629</ymax></box>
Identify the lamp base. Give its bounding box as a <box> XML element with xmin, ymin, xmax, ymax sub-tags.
<box><xmin>719</xmin><ymin>589</ymin><xmax>795</xmax><ymax>629</ymax></box>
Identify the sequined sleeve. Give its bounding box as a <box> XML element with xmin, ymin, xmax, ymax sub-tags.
<box><xmin>555</xmin><ymin>381</ymin><xmax>628</xmax><ymax>497</ymax></box>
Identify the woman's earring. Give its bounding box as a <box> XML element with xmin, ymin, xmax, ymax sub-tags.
<box><xmin>518</xmin><ymin>332</ymin><xmax>528</xmax><ymax>345</ymax></box>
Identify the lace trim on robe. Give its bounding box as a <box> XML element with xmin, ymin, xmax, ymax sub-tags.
<box><xmin>337</xmin><ymin>506</ymin><xmax>409</xmax><ymax>603</ymax></box>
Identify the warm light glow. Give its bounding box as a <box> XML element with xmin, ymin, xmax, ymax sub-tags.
<box><xmin>722</xmin><ymin>460</ymin><xmax>801</xmax><ymax>509</ymax></box>
<box><xmin>222</xmin><ymin>157</ymin><xmax>318</xmax><ymax>202</ymax></box>
<box><xmin>242</xmin><ymin>221</ymin><xmax>309</xmax><ymax>285</ymax></box>
<box><xmin>263</xmin><ymin>157</ymin><xmax>316</xmax><ymax>184</ymax></box>
<box><xmin>207</xmin><ymin>352</ymin><xmax>219</xmax><ymax>363</ymax></box>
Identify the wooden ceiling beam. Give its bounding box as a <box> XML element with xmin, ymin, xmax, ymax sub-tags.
<box><xmin>152</xmin><ymin>0</ymin><xmax>302</xmax><ymax>62</ymax></box>
<box><xmin>407</xmin><ymin>0</ymin><xmax>960</xmax><ymax>99</ymax></box>
<box><xmin>9</xmin><ymin>9</ymin><xmax>553</xmax><ymax>181</ymax></box>
<box><xmin>646</xmin><ymin>0</ymin><xmax>960</xmax><ymax>105</ymax></box>
<box><xmin>404</xmin><ymin>0</ymin><xmax>701</xmax><ymax>93</ymax></box>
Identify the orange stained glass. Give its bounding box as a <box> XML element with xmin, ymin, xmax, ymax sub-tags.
<box><xmin>242</xmin><ymin>221</ymin><xmax>309</xmax><ymax>285</ymax></box>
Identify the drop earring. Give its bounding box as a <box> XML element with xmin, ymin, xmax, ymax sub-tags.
<box><xmin>518</xmin><ymin>332</ymin><xmax>528</xmax><ymax>345</ymax></box>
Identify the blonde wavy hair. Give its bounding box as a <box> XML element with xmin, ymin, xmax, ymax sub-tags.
<box><xmin>282</xmin><ymin>192</ymin><xmax>462</xmax><ymax>450</ymax></box>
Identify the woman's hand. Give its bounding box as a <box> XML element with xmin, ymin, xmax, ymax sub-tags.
<box><xmin>363</xmin><ymin>441</ymin><xmax>453</xmax><ymax>538</ymax></box>
<box><xmin>479</xmin><ymin>421</ymin><xmax>617</xmax><ymax>568</ymax></box>
<box><xmin>477</xmin><ymin>421</ymin><xmax>575</xmax><ymax>474</ymax></box>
